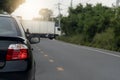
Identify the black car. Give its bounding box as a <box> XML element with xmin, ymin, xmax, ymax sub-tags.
<box><xmin>0</xmin><ymin>14</ymin><xmax>40</xmax><ymax>80</ymax></box>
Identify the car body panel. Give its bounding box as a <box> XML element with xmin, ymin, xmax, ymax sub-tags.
<box><xmin>0</xmin><ymin>14</ymin><xmax>36</xmax><ymax>80</ymax></box>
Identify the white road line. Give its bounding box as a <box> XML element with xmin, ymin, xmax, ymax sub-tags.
<box><xmin>56</xmin><ymin>67</ymin><xmax>64</xmax><ymax>71</ymax></box>
<box><xmin>74</xmin><ymin>44</ymin><xmax>120</xmax><ymax>58</ymax></box>
<box><xmin>44</xmin><ymin>54</ymin><xmax>48</xmax><ymax>57</ymax></box>
<box><xmin>60</xmin><ymin>41</ymin><xmax>120</xmax><ymax>58</ymax></box>
<box><xmin>84</xmin><ymin>48</ymin><xmax>120</xmax><ymax>58</ymax></box>
<box><xmin>49</xmin><ymin>59</ymin><xmax>54</xmax><ymax>63</ymax></box>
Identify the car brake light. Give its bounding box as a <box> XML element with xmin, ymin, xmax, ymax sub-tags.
<box><xmin>6</xmin><ymin>44</ymin><xmax>28</xmax><ymax>61</ymax></box>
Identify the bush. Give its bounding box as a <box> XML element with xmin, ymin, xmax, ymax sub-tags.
<box><xmin>58</xmin><ymin>3</ymin><xmax>120</xmax><ymax>52</ymax></box>
<box><xmin>92</xmin><ymin>28</ymin><xmax>116</xmax><ymax>50</ymax></box>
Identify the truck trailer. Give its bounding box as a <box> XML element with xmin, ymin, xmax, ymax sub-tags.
<box><xmin>22</xmin><ymin>20</ymin><xmax>61</xmax><ymax>39</ymax></box>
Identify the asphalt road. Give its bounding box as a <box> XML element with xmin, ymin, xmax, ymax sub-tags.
<box><xmin>32</xmin><ymin>39</ymin><xmax>120</xmax><ymax>80</ymax></box>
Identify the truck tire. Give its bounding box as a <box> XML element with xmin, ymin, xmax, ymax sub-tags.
<box><xmin>49</xmin><ymin>37</ymin><xmax>53</xmax><ymax>40</ymax></box>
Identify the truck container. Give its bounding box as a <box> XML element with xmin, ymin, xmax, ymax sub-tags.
<box><xmin>22</xmin><ymin>20</ymin><xmax>61</xmax><ymax>39</ymax></box>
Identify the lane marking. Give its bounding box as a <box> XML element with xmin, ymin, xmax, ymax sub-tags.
<box><xmin>60</xmin><ymin>42</ymin><xmax>120</xmax><ymax>58</ymax></box>
<box><xmin>49</xmin><ymin>59</ymin><xmax>54</xmax><ymax>63</ymax></box>
<box><xmin>56</xmin><ymin>67</ymin><xmax>64</xmax><ymax>71</ymax></box>
<box><xmin>72</xmin><ymin>44</ymin><xmax>120</xmax><ymax>58</ymax></box>
<box><xmin>85</xmin><ymin>48</ymin><xmax>120</xmax><ymax>58</ymax></box>
<box><xmin>44</xmin><ymin>54</ymin><xmax>48</xmax><ymax>57</ymax></box>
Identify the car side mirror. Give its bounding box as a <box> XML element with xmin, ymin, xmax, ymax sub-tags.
<box><xmin>29</xmin><ymin>36</ymin><xmax>40</xmax><ymax>44</ymax></box>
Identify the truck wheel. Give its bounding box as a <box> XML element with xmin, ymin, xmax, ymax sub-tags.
<box><xmin>49</xmin><ymin>37</ymin><xmax>53</xmax><ymax>40</ymax></box>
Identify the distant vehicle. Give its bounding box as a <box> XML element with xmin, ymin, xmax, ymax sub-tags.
<box><xmin>0</xmin><ymin>14</ymin><xmax>40</xmax><ymax>80</ymax></box>
<box><xmin>22</xmin><ymin>20</ymin><xmax>61</xmax><ymax>39</ymax></box>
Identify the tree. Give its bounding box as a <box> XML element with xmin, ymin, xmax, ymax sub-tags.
<box><xmin>39</xmin><ymin>8</ymin><xmax>53</xmax><ymax>21</ymax></box>
<box><xmin>0</xmin><ymin>0</ymin><xmax>25</xmax><ymax>13</ymax></box>
<box><xmin>60</xmin><ymin>3</ymin><xmax>120</xmax><ymax>50</ymax></box>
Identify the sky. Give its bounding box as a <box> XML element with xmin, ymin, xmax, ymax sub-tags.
<box><xmin>12</xmin><ymin>0</ymin><xmax>116</xmax><ymax>20</ymax></box>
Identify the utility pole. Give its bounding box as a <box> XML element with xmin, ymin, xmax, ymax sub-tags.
<box><xmin>54</xmin><ymin>0</ymin><xmax>62</xmax><ymax>35</ymax></box>
<box><xmin>115</xmin><ymin>0</ymin><xmax>120</xmax><ymax>17</ymax></box>
<box><xmin>57</xmin><ymin>0</ymin><xmax>62</xmax><ymax>29</ymax></box>
<box><xmin>71</xmin><ymin>0</ymin><xmax>73</xmax><ymax>8</ymax></box>
<box><xmin>116</xmin><ymin>0</ymin><xmax>120</xmax><ymax>7</ymax></box>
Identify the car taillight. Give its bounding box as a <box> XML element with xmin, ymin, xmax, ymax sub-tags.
<box><xmin>6</xmin><ymin>44</ymin><xmax>28</xmax><ymax>61</ymax></box>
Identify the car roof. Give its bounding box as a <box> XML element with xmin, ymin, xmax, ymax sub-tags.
<box><xmin>0</xmin><ymin>14</ymin><xmax>20</xmax><ymax>22</ymax></box>
<box><xmin>0</xmin><ymin>14</ymin><xmax>11</xmax><ymax>17</ymax></box>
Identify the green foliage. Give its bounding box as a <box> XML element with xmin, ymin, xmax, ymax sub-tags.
<box><xmin>57</xmin><ymin>35</ymin><xmax>85</xmax><ymax>45</ymax></box>
<box><xmin>0</xmin><ymin>10</ymin><xmax>3</xmax><ymax>13</ymax></box>
<box><xmin>0</xmin><ymin>0</ymin><xmax>25</xmax><ymax>13</ymax></box>
<box><xmin>113</xmin><ymin>18</ymin><xmax>120</xmax><ymax>51</ymax></box>
<box><xmin>60</xmin><ymin>3</ymin><xmax>120</xmax><ymax>51</ymax></box>
<box><xmin>92</xmin><ymin>28</ymin><xmax>115</xmax><ymax>50</ymax></box>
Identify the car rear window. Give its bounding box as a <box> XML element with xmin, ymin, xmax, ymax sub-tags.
<box><xmin>0</xmin><ymin>17</ymin><xmax>19</xmax><ymax>36</ymax></box>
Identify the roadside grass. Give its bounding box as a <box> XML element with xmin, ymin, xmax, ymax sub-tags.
<box><xmin>57</xmin><ymin>31</ymin><xmax>120</xmax><ymax>52</ymax></box>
